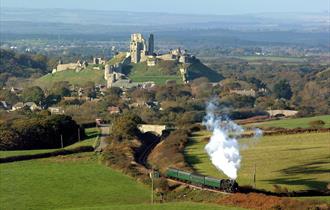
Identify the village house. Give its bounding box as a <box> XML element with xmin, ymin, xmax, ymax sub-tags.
<box><xmin>107</xmin><ymin>106</ymin><xmax>121</xmax><ymax>114</ymax></box>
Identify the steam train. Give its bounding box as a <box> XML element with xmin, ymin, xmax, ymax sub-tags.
<box><xmin>166</xmin><ymin>168</ymin><xmax>239</xmax><ymax>193</ymax></box>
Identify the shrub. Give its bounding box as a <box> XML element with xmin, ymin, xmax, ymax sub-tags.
<box><xmin>309</xmin><ymin>120</ymin><xmax>325</xmax><ymax>128</ymax></box>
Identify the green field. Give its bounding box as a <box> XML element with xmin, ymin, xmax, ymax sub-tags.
<box><xmin>0</xmin><ymin>152</ymin><xmax>150</xmax><ymax>210</ymax></box>
<box><xmin>237</xmin><ymin>56</ymin><xmax>306</xmax><ymax>62</ymax></box>
<box><xmin>0</xmin><ymin>152</ymin><xmax>243</xmax><ymax>210</ymax></box>
<box><xmin>34</xmin><ymin>69</ymin><xmax>105</xmax><ymax>89</ymax></box>
<box><xmin>246</xmin><ymin>115</ymin><xmax>330</xmax><ymax>129</ymax></box>
<box><xmin>125</xmin><ymin>62</ymin><xmax>183</xmax><ymax>85</ymax></box>
<box><xmin>0</xmin><ymin>128</ymin><xmax>99</xmax><ymax>158</ymax></box>
<box><xmin>185</xmin><ymin>131</ymin><xmax>330</xmax><ymax>192</ymax></box>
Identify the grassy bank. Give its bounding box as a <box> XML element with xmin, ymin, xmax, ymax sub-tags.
<box><xmin>246</xmin><ymin>115</ymin><xmax>330</xmax><ymax>129</ymax></box>
<box><xmin>185</xmin><ymin>132</ymin><xmax>330</xmax><ymax>192</ymax></box>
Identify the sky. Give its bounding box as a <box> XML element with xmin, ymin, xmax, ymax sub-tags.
<box><xmin>1</xmin><ymin>0</ymin><xmax>329</xmax><ymax>15</ymax></box>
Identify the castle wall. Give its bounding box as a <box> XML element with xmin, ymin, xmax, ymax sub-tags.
<box><xmin>56</xmin><ymin>63</ymin><xmax>79</xmax><ymax>72</ymax></box>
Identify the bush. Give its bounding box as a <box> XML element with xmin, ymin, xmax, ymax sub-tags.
<box><xmin>309</xmin><ymin>120</ymin><xmax>325</xmax><ymax>128</ymax></box>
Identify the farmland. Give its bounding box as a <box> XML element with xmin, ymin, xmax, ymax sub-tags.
<box><xmin>0</xmin><ymin>152</ymin><xmax>244</xmax><ymax>210</ymax></box>
<box><xmin>185</xmin><ymin>131</ymin><xmax>330</xmax><ymax>192</ymax></box>
<box><xmin>245</xmin><ymin>115</ymin><xmax>330</xmax><ymax>129</ymax></box>
<box><xmin>0</xmin><ymin>127</ymin><xmax>99</xmax><ymax>158</ymax></box>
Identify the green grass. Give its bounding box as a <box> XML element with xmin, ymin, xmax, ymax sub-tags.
<box><xmin>237</xmin><ymin>56</ymin><xmax>306</xmax><ymax>62</ymax></box>
<box><xmin>107</xmin><ymin>52</ymin><xmax>127</xmax><ymax>65</ymax></box>
<box><xmin>185</xmin><ymin>132</ymin><xmax>330</xmax><ymax>192</ymax></box>
<box><xmin>62</xmin><ymin>202</ymin><xmax>244</xmax><ymax>210</ymax></box>
<box><xmin>246</xmin><ymin>115</ymin><xmax>330</xmax><ymax>129</ymax></box>
<box><xmin>126</xmin><ymin>62</ymin><xmax>183</xmax><ymax>85</ymax></box>
<box><xmin>0</xmin><ymin>152</ymin><xmax>150</xmax><ymax>210</ymax></box>
<box><xmin>34</xmin><ymin>69</ymin><xmax>105</xmax><ymax>89</ymax></box>
<box><xmin>0</xmin><ymin>152</ymin><xmax>244</xmax><ymax>210</ymax></box>
<box><xmin>126</xmin><ymin>60</ymin><xmax>222</xmax><ymax>84</ymax></box>
<box><xmin>0</xmin><ymin>149</ymin><xmax>57</xmax><ymax>158</ymax></box>
<box><xmin>0</xmin><ymin>128</ymin><xmax>99</xmax><ymax>158</ymax></box>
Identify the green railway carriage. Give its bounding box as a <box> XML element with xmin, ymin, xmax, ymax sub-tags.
<box><xmin>177</xmin><ymin>170</ymin><xmax>191</xmax><ymax>182</ymax></box>
<box><xmin>165</xmin><ymin>168</ymin><xmax>239</xmax><ymax>193</ymax></box>
<box><xmin>166</xmin><ymin>168</ymin><xmax>179</xmax><ymax>178</ymax></box>
<box><xmin>205</xmin><ymin>176</ymin><xmax>221</xmax><ymax>188</ymax></box>
<box><xmin>190</xmin><ymin>174</ymin><xmax>205</xmax><ymax>185</ymax></box>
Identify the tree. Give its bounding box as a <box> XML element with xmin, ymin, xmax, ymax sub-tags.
<box><xmin>111</xmin><ymin>112</ymin><xmax>142</xmax><ymax>140</ymax></box>
<box><xmin>273</xmin><ymin>80</ymin><xmax>293</xmax><ymax>100</ymax></box>
<box><xmin>106</xmin><ymin>87</ymin><xmax>122</xmax><ymax>97</ymax></box>
<box><xmin>0</xmin><ymin>89</ymin><xmax>20</xmax><ymax>105</ymax></box>
<box><xmin>51</xmin><ymin>81</ymin><xmax>71</xmax><ymax>97</ymax></box>
<box><xmin>21</xmin><ymin>86</ymin><xmax>45</xmax><ymax>104</ymax></box>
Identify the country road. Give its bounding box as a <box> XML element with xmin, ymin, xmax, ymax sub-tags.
<box><xmin>95</xmin><ymin>125</ymin><xmax>110</xmax><ymax>152</ymax></box>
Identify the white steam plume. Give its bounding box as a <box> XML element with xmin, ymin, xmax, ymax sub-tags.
<box><xmin>203</xmin><ymin>101</ymin><xmax>243</xmax><ymax>180</ymax></box>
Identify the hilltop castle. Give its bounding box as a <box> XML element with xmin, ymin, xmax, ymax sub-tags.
<box><xmin>54</xmin><ymin>33</ymin><xmax>195</xmax><ymax>88</ymax></box>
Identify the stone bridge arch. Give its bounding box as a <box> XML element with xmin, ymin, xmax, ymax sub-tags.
<box><xmin>138</xmin><ymin>124</ymin><xmax>169</xmax><ymax>136</ymax></box>
<box><xmin>267</xmin><ymin>110</ymin><xmax>298</xmax><ymax>117</ymax></box>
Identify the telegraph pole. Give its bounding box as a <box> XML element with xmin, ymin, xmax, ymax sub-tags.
<box><xmin>78</xmin><ymin>128</ymin><xmax>81</xmax><ymax>142</ymax></box>
<box><xmin>150</xmin><ymin>169</ymin><xmax>154</xmax><ymax>204</ymax></box>
<box><xmin>60</xmin><ymin>134</ymin><xmax>64</xmax><ymax>148</ymax></box>
<box><xmin>253</xmin><ymin>163</ymin><xmax>256</xmax><ymax>188</ymax></box>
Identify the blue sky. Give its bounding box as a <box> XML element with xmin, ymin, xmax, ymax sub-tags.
<box><xmin>1</xmin><ymin>0</ymin><xmax>329</xmax><ymax>15</ymax></box>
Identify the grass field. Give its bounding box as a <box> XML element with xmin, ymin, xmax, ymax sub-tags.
<box><xmin>0</xmin><ymin>152</ymin><xmax>244</xmax><ymax>210</ymax></box>
<box><xmin>185</xmin><ymin>131</ymin><xmax>330</xmax><ymax>192</ymax></box>
<box><xmin>126</xmin><ymin>62</ymin><xmax>183</xmax><ymax>85</ymax></box>
<box><xmin>246</xmin><ymin>115</ymin><xmax>330</xmax><ymax>129</ymax></box>
<box><xmin>34</xmin><ymin>69</ymin><xmax>105</xmax><ymax>89</ymax></box>
<box><xmin>0</xmin><ymin>128</ymin><xmax>99</xmax><ymax>158</ymax></box>
<box><xmin>0</xmin><ymin>152</ymin><xmax>150</xmax><ymax>209</ymax></box>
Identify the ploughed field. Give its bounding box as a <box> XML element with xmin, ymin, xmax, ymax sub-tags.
<box><xmin>185</xmin><ymin>131</ymin><xmax>330</xmax><ymax>193</ymax></box>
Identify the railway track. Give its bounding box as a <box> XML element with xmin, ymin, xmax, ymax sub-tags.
<box><xmin>167</xmin><ymin>178</ymin><xmax>231</xmax><ymax>194</ymax></box>
<box><xmin>137</xmin><ymin>138</ymin><xmax>160</xmax><ymax>167</ymax></box>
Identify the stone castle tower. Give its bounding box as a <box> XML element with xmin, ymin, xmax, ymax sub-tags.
<box><xmin>130</xmin><ymin>33</ymin><xmax>154</xmax><ymax>63</ymax></box>
<box><xmin>148</xmin><ymin>34</ymin><xmax>154</xmax><ymax>55</ymax></box>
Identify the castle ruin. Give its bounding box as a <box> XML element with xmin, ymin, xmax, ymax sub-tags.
<box><xmin>130</xmin><ymin>33</ymin><xmax>155</xmax><ymax>63</ymax></box>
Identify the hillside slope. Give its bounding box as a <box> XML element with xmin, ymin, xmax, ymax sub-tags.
<box><xmin>124</xmin><ymin>59</ymin><xmax>223</xmax><ymax>85</ymax></box>
<box><xmin>34</xmin><ymin>69</ymin><xmax>105</xmax><ymax>89</ymax></box>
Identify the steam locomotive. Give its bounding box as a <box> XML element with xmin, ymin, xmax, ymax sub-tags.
<box><xmin>166</xmin><ymin>168</ymin><xmax>238</xmax><ymax>193</ymax></box>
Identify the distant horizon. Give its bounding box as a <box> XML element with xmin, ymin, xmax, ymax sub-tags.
<box><xmin>1</xmin><ymin>6</ymin><xmax>329</xmax><ymax>17</ymax></box>
<box><xmin>1</xmin><ymin>0</ymin><xmax>329</xmax><ymax>16</ymax></box>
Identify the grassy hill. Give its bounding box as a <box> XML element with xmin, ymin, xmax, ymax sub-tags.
<box><xmin>187</xmin><ymin>60</ymin><xmax>224</xmax><ymax>82</ymax></box>
<box><xmin>185</xmin><ymin>131</ymin><xmax>330</xmax><ymax>192</ymax></box>
<box><xmin>33</xmin><ymin>53</ymin><xmax>128</xmax><ymax>89</ymax></box>
<box><xmin>124</xmin><ymin>59</ymin><xmax>223</xmax><ymax>85</ymax></box>
<box><xmin>34</xmin><ymin>69</ymin><xmax>105</xmax><ymax>89</ymax></box>
<box><xmin>33</xmin><ymin>53</ymin><xmax>222</xmax><ymax>87</ymax></box>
